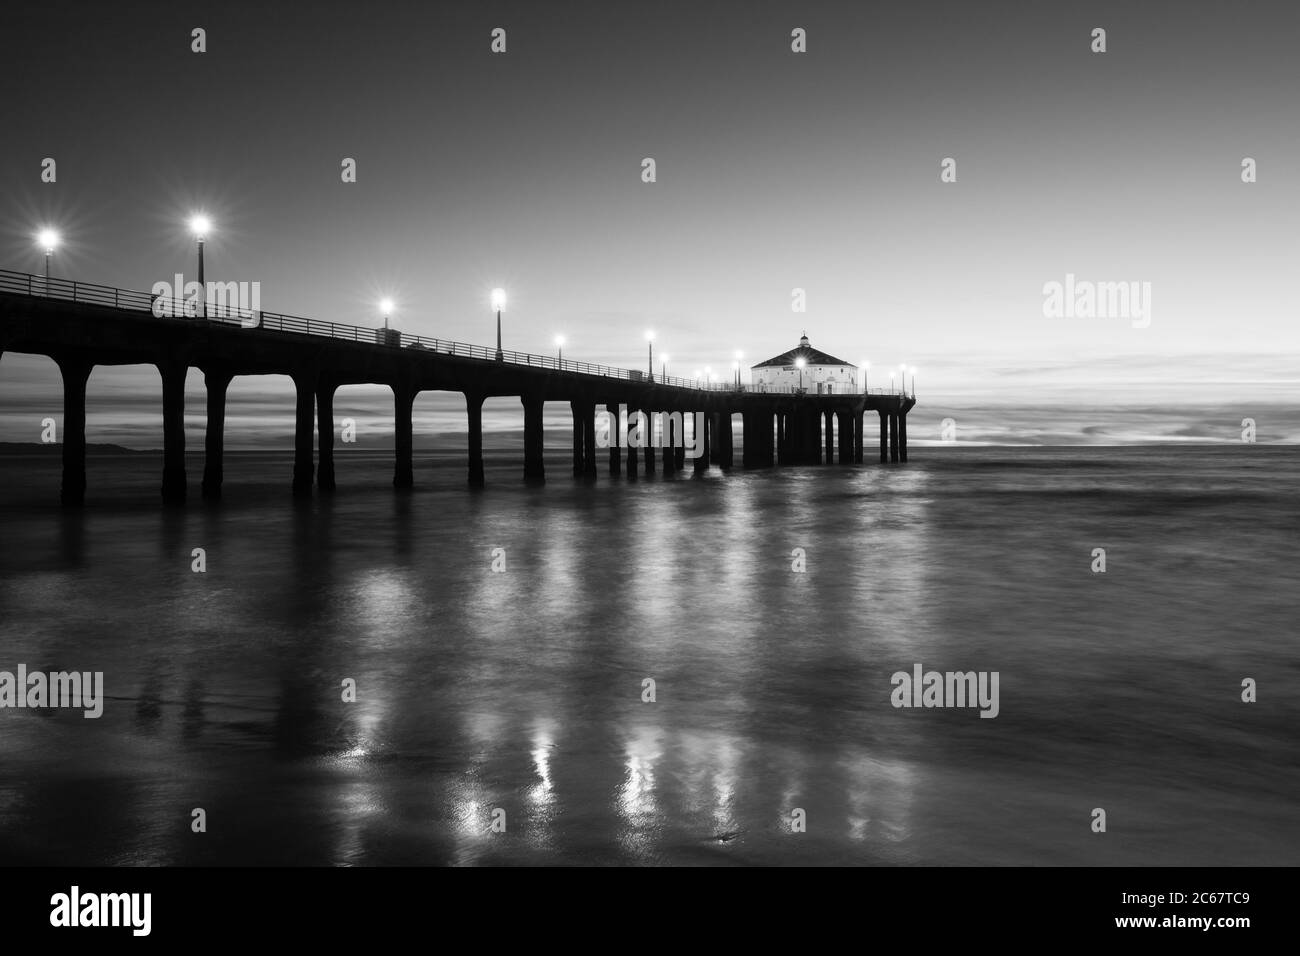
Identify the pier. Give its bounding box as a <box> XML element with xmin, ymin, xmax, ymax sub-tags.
<box><xmin>0</xmin><ymin>270</ymin><xmax>916</xmax><ymax>506</ymax></box>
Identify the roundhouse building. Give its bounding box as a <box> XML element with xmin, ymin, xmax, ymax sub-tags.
<box><xmin>750</xmin><ymin>333</ymin><xmax>858</xmax><ymax>394</ymax></box>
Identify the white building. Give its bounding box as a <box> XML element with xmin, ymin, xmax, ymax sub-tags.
<box><xmin>750</xmin><ymin>333</ymin><xmax>858</xmax><ymax>394</ymax></box>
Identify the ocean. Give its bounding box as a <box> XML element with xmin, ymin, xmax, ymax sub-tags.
<box><xmin>0</xmin><ymin>444</ymin><xmax>1296</xmax><ymax>865</ymax></box>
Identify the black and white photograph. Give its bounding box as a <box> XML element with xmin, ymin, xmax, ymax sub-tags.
<box><xmin>0</xmin><ymin>0</ymin><xmax>1293</xmax><ymax>937</ymax></box>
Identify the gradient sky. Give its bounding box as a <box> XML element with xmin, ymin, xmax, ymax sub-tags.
<box><xmin>1</xmin><ymin>0</ymin><xmax>1297</xmax><ymax>446</ymax></box>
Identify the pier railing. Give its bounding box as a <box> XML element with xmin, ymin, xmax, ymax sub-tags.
<box><xmin>0</xmin><ymin>269</ymin><xmax>899</xmax><ymax>397</ymax></box>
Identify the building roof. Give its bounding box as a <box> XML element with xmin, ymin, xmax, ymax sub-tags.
<box><xmin>751</xmin><ymin>334</ymin><xmax>856</xmax><ymax>369</ymax></box>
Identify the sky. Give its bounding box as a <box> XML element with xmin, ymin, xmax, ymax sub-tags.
<box><xmin>1</xmin><ymin>0</ymin><xmax>1297</xmax><ymax>446</ymax></box>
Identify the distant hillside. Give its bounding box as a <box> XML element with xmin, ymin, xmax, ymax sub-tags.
<box><xmin>0</xmin><ymin>442</ymin><xmax>151</xmax><ymax>455</ymax></box>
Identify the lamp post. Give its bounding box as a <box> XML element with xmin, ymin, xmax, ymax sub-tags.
<box><xmin>909</xmin><ymin>366</ymin><xmax>918</xmax><ymax>397</ymax></box>
<box><xmin>376</xmin><ymin>298</ymin><xmax>398</xmax><ymax>345</ymax></box>
<box><xmin>862</xmin><ymin>360</ymin><xmax>869</xmax><ymax>392</ymax></box>
<box><xmin>899</xmin><ymin>363</ymin><xmax>907</xmax><ymax>396</ymax></box>
<box><xmin>490</xmin><ymin>288</ymin><xmax>507</xmax><ymax>360</ymax></box>
<box><xmin>555</xmin><ymin>334</ymin><xmax>565</xmax><ymax>365</ymax></box>
<box><xmin>189</xmin><ymin>215</ymin><xmax>210</xmax><ymax>317</ymax></box>
<box><xmin>37</xmin><ymin>229</ymin><xmax>59</xmax><ymax>289</ymax></box>
<box><xmin>661</xmin><ymin>354</ymin><xmax>669</xmax><ymax>381</ymax></box>
<box><xmin>795</xmin><ymin>356</ymin><xmax>807</xmax><ymax>392</ymax></box>
<box><xmin>645</xmin><ymin>330</ymin><xmax>655</xmax><ymax>382</ymax></box>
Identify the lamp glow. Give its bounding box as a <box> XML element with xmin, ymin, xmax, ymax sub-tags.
<box><xmin>490</xmin><ymin>288</ymin><xmax>507</xmax><ymax>360</ymax></box>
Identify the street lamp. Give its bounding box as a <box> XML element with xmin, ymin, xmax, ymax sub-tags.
<box><xmin>380</xmin><ymin>298</ymin><xmax>394</xmax><ymax>329</ymax></box>
<box><xmin>661</xmin><ymin>353</ymin><xmax>669</xmax><ymax>381</ymax></box>
<box><xmin>909</xmin><ymin>366</ymin><xmax>918</xmax><ymax>397</ymax></box>
<box><xmin>795</xmin><ymin>356</ymin><xmax>807</xmax><ymax>391</ymax></box>
<box><xmin>555</xmin><ymin>334</ymin><xmax>565</xmax><ymax>365</ymax></box>
<box><xmin>862</xmin><ymin>360</ymin><xmax>869</xmax><ymax>392</ymax></box>
<box><xmin>899</xmin><ymin>362</ymin><xmax>907</xmax><ymax>395</ymax></box>
<box><xmin>189</xmin><ymin>215</ymin><xmax>211</xmax><ymax>317</ymax></box>
<box><xmin>734</xmin><ymin>350</ymin><xmax>743</xmax><ymax>387</ymax></box>
<box><xmin>37</xmin><ymin>228</ymin><xmax>59</xmax><ymax>284</ymax></box>
<box><xmin>645</xmin><ymin>330</ymin><xmax>655</xmax><ymax>382</ymax></box>
<box><xmin>491</xmin><ymin>288</ymin><xmax>507</xmax><ymax>361</ymax></box>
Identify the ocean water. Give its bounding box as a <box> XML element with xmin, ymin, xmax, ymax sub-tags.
<box><xmin>0</xmin><ymin>445</ymin><xmax>1296</xmax><ymax>866</ymax></box>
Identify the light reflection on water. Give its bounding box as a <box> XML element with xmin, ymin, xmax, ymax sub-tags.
<box><xmin>0</xmin><ymin>446</ymin><xmax>1298</xmax><ymax>865</ymax></box>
